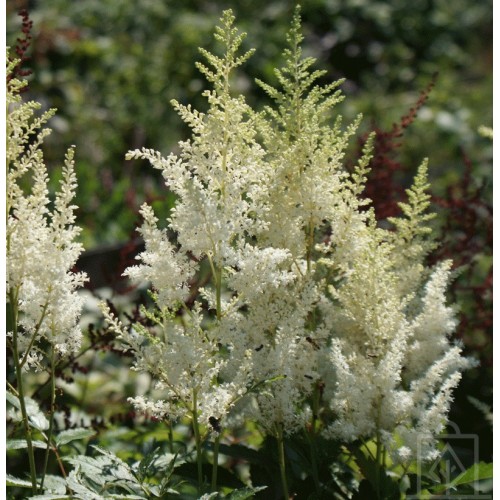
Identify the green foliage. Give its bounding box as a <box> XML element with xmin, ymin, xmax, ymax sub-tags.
<box><xmin>7</xmin><ymin>393</ymin><xmax>49</xmax><ymax>432</ymax></box>
<box><xmin>440</xmin><ymin>461</ymin><xmax>493</xmax><ymax>491</ymax></box>
<box><xmin>388</xmin><ymin>159</ymin><xmax>437</xmax><ymax>260</ymax></box>
<box><xmin>65</xmin><ymin>445</ymin><xmax>175</xmax><ymax>498</ymax></box>
<box><xmin>54</xmin><ymin>428</ymin><xmax>96</xmax><ymax>447</ymax></box>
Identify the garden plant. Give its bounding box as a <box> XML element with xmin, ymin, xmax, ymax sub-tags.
<box><xmin>6</xmin><ymin>6</ymin><xmax>493</xmax><ymax>499</ymax></box>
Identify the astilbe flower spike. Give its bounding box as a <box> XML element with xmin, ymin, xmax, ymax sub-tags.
<box><xmin>102</xmin><ymin>10</ymin><xmax>262</xmax><ymax>429</ymax></box>
<box><xmin>7</xmin><ymin>53</ymin><xmax>87</xmax><ymax>369</ymax></box>
<box><xmin>102</xmin><ymin>7</ymin><xmax>473</xmax><ymax>468</ymax></box>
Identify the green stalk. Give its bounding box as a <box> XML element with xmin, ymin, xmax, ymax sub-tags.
<box><xmin>375</xmin><ymin>431</ymin><xmax>382</xmax><ymax>499</ymax></box>
<box><xmin>375</xmin><ymin>400</ymin><xmax>383</xmax><ymax>499</ymax></box>
<box><xmin>276</xmin><ymin>424</ymin><xmax>289</xmax><ymax>500</ymax></box>
<box><xmin>9</xmin><ymin>290</ymin><xmax>38</xmax><ymax>494</ymax></box>
<box><xmin>306</xmin><ymin>219</ymin><xmax>314</xmax><ymax>274</ymax></box>
<box><xmin>192</xmin><ymin>391</ymin><xmax>204</xmax><ymax>491</ymax></box>
<box><xmin>168</xmin><ymin>421</ymin><xmax>174</xmax><ymax>454</ymax></box>
<box><xmin>19</xmin><ymin>301</ymin><xmax>49</xmax><ymax>368</ymax></box>
<box><xmin>307</xmin><ymin>383</ymin><xmax>321</xmax><ymax>493</ymax></box>
<box><xmin>211</xmin><ymin>432</ymin><xmax>221</xmax><ymax>491</ymax></box>
<box><xmin>215</xmin><ymin>266</ymin><xmax>222</xmax><ymax>321</ymax></box>
<box><xmin>40</xmin><ymin>345</ymin><xmax>57</xmax><ymax>490</ymax></box>
<box><xmin>306</xmin><ymin>430</ymin><xmax>320</xmax><ymax>494</ymax></box>
<box><xmin>211</xmin><ymin>258</ymin><xmax>222</xmax><ymax>491</ymax></box>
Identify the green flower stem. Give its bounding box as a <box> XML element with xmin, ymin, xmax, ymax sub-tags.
<box><xmin>276</xmin><ymin>423</ymin><xmax>289</xmax><ymax>500</ymax></box>
<box><xmin>19</xmin><ymin>301</ymin><xmax>49</xmax><ymax>368</ymax></box>
<box><xmin>305</xmin><ymin>430</ymin><xmax>320</xmax><ymax>494</ymax></box>
<box><xmin>375</xmin><ymin>400</ymin><xmax>383</xmax><ymax>499</ymax></box>
<box><xmin>307</xmin><ymin>382</ymin><xmax>321</xmax><ymax>493</ymax></box>
<box><xmin>210</xmin><ymin>252</ymin><xmax>222</xmax><ymax>492</ymax></box>
<box><xmin>206</xmin><ymin>254</ymin><xmax>222</xmax><ymax>321</ymax></box>
<box><xmin>306</xmin><ymin>219</ymin><xmax>315</xmax><ymax>273</ymax></box>
<box><xmin>40</xmin><ymin>345</ymin><xmax>57</xmax><ymax>490</ymax></box>
<box><xmin>375</xmin><ymin>431</ymin><xmax>382</xmax><ymax>499</ymax></box>
<box><xmin>211</xmin><ymin>432</ymin><xmax>221</xmax><ymax>492</ymax></box>
<box><xmin>9</xmin><ymin>290</ymin><xmax>38</xmax><ymax>494</ymax></box>
<box><xmin>216</xmin><ymin>266</ymin><xmax>222</xmax><ymax>321</ymax></box>
<box><xmin>168</xmin><ymin>421</ymin><xmax>174</xmax><ymax>454</ymax></box>
<box><xmin>192</xmin><ymin>391</ymin><xmax>204</xmax><ymax>491</ymax></box>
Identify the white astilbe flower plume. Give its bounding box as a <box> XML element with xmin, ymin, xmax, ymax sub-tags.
<box><xmin>123</xmin><ymin>203</ymin><xmax>196</xmax><ymax>310</ymax></box>
<box><xmin>233</xmin><ymin>277</ymin><xmax>323</xmax><ymax>434</ymax></box>
<box><xmin>107</xmin><ymin>8</ymin><xmax>473</xmax><ymax>465</ymax></box>
<box><xmin>320</xmin><ymin>166</ymin><xmax>473</xmax><ymax>462</ymax></box>
<box><xmin>100</xmin><ymin>302</ymin><xmax>249</xmax><ymax>426</ymax></box>
<box><xmin>7</xmin><ymin>55</ymin><xmax>87</xmax><ymax>368</ymax></box>
<box><xmin>106</xmin><ymin>11</ymin><xmax>268</xmax><ymax>428</ymax></box>
<box><xmin>405</xmin><ymin>260</ymin><xmax>458</xmax><ymax>379</ymax></box>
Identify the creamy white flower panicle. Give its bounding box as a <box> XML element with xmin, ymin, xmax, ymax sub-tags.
<box><xmin>226</xmin><ymin>245</ymin><xmax>296</xmax><ymax>302</ymax></box>
<box><xmin>255</xmin><ymin>20</ymin><xmax>364</xmax><ymax>260</ymax></box>
<box><xmin>124</xmin><ymin>203</ymin><xmax>196</xmax><ymax>310</ymax></box>
<box><xmin>404</xmin><ymin>261</ymin><xmax>458</xmax><ymax>379</ymax></box>
<box><xmin>109</xmin><ymin>11</ymin><xmax>272</xmax><ymax>427</ymax></box>
<box><xmin>100</xmin><ymin>302</ymin><xmax>247</xmax><ymax>425</ymax></box>
<box><xmin>117</xmin><ymin>11</ymin><xmax>324</xmax><ymax>434</ymax></box>
<box><xmin>253</xmin><ymin>9</ymin><xmax>471</xmax><ymax>457</ymax></box>
<box><xmin>229</xmin><ymin>277</ymin><xmax>323</xmax><ymax>434</ymax></box>
<box><xmin>126</xmin><ymin>28</ymin><xmax>269</xmax><ymax>267</ymax></box>
<box><xmin>319</xmin><ymin>176</ymin><xmax>472</xmax><ymax>461</ymax></box>
<box><xmin>7</xmin><ymin>57</ymin><xmax>87</xmax><ymax>367</ymax></box>
<box><xmin>111</xmin><ymin>8</ymin><xmax>472</xmax><ymax>461</ymax></box>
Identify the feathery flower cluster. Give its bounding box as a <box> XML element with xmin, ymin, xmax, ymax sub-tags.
<box><xmin>103</xmin><ymin>8</ymin><xmax>473</xmax><ymax>460</ymax></box>
<box><xmin>7</xmin><ymin>55</ymin><xmax>87</xmax><ymax>369</ymax></box>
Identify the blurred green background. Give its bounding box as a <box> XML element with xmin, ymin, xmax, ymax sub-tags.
<box><xmin>7</xmin><ymin>0</ymin><xmax>492</xmax><ymax>248</ymax></box>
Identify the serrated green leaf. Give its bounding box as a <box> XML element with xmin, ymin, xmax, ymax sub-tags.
<box><xmin>40</xmin><ymin>474</ymin><xmax>68</xmax><ymax>495</ymax></box>
<box><xmin>136</xmin><ymin>446</ymin><xmax>162</xmax><ymax>477</ymax></box>
<box><xmin>431</xmin><ymin>461</ymin><xmax>494</xmax><ymax>493</ymax></box>
<box><xmin>6</xmin><ymin>474</ymin><xmax>34</xmax><ymax>487</ymax></box>
<box><xmin>28</xmin><ymin>495</ymin><xmax>72</xmax><ymax>500</ymax></box>
<box><xmin>66</xmin><ymin>455</ymin><xmax>136</xmax><ymax>486</ymax></box>
<box><xmin>66</xmin><ymin>446</ymin><xmax>140</xmax><ymax>493</ymax></box>
<box><xmin>6</xmin><ymin>391</ymin><xmax>20</xmax><ymax>408</ymax></box>
<box><xmin>451</xmin><ymin>462</ymin><xmax>493</xmax><ymax>486</ymax></box>
<box><xmin>65</xmin><ymin>469</ymin><xmax>104</xmax><ymax>499</ymax></box>
<box><xmin>7</xmin><ymin>439</ymin><xmax>47</xmax><ymax>450</ymax></box>
<box><xmin>225</xmin><ymin>485</ymin><xmax>267</xmax><ymax>499</ymax></box>
<box><xmin>65</xmin><ymin>456</ymin><xmax>106</xmax><ymax>480</ymax></box>
<box><xmin>27</xmin><ymin>400</ymin><xmax>49</xmax><ymax>431</ymax></box>
<box><xmin>55</xmin><ymin>428</ymin><xmax>96</xmax><ymax>446</ymax></box>
<box><xmin>6</xmin><ymin>393</ymin><xmax>49</xmax><ymax>430</ymax></box>
<box><xmin>30</xmin><ymin>413</ymin><xmax>49</xmax><ymax>431</ymax></box>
